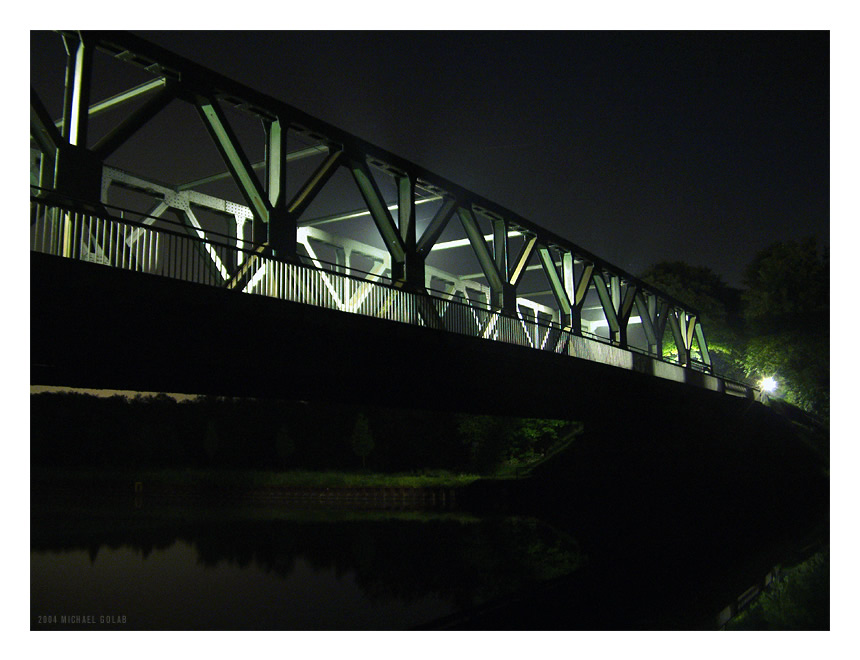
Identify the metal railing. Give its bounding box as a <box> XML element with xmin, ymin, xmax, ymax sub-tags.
<box><xmin>30</xmin><ymin>198</ymin><xmax>753</xmax><ymax>396</ymax></box>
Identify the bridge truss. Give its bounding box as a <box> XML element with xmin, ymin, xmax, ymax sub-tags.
<box><xmin>31</xmin><ymin>31</ymin><xmax>746</xmax><ymax>394</ymax></box>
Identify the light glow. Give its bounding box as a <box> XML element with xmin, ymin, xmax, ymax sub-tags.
<box><xmin>761</xmin><ymin>376</ymin><xmax>778</xmax><ymax>393</ymax></box>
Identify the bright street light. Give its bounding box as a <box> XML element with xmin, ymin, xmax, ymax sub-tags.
<box><xmin>761</xmin><ymin>376</ymin><xmax>778</xmax><ymax>393</ymax></box>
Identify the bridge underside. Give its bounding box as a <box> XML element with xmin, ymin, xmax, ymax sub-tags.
<box><xmin>32</xmin><ymin>252</ymin><xmax>734</xmax><ymax>423</ymax></box>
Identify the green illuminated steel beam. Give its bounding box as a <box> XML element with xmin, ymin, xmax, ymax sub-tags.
<box><xmin>537</xmin><ymin>245</ymin><xmax>572</xmax><ymax>329</ymax></box>
<box><xmin>685</xmin><ymin>314</ymin><xmax>698</xmax><ymax>363</ymax></box>
<box><xmin>266</xmin><ymin>119</ymin><xmax>287</xmax><ymax>208</ymax></box>
<box><xmin>395</xmin><ymin>172</ymin><xmax>432</xmax><ymax>293</ymax></box>
<box><xmin>508</xmin><ymin>235</ymin><xmax>537</xmax><ymax>287</ymax></box>
<box><xmin>592</xmin><ymin>272</ymin><xmax>621</xmax><ymax>342</ymax></box>
<box><xmin>398</xmin><ymin>174</ymin><xmax>416</xmax><ymax>248</ymax></box>
<box><xmin>634</xmin><ymin>292</ymin><xmax>658</xmax><ymax>354</ymax></box>
<box><xmin>92</xmin><ymin>85</ymin><xmax>176</xmax><ymax>159</ymax></box>
<box><xmin>287</xmin><ymin>149</ymin><xmax>343</xmax><ymax>219</ymax></box>
<box><xmin>61</xmin><ymin>32</ymin><xmax>93</xmax><ymax>147</ymax></box>
<box><xmin>493</xmin><ymin>219</ymin><xmax>508</xmax><ymax>277</ymax></box>
<box><xmin>265</xmin><ymin>117</ymin><xmax>294</xmax><ymax>255</ymax></box>
<box><xmin>573</xmin><ymin>263</ymin><xmax>594</xmax><ymax>308</ymax></box>
<box><xmin>196</xmin><ymin>95</ymin><xmax>271</xmax><ymax>225</ymax></box>
<box><xmin>653</xmin><ymin>298</ymin><xmax>670</xmax><ymax>341</ymax></box>
<box><xmin>694</xmin><ymin>322</ymin><xmax>712</xmax><ymax>368</ymax></box>
<box><xmin>562</xmin><ymin>252</ymin><xmax>593</xmax><ymax>335</ymax></box>
<box><xmin>54</xmin><ymin>78</ymin><xmax>168</xmax><ymax>132</ymax></box>
<box><xmin>616</xmin><ymin>283</ymin><xmax>638</xmax><ymax>349</ymax></box>
<box><xmin>349</xmin><ymin>158</ymin><xmax>406</xmax><ymax>265</ymax></box>
<box><xmin>492</xmin><ymin>219</ymin><xmax>518</xmax><ymax>314</ymax></box>
<box><xmin>667</xmin><ymin>309</ymin><xmax>690</xmax><ymax>367</ymax></box>
<box><xmin>457</xmin><ymin>207</ymin><xmax>506</xmax><ymax>309</ymax></box>
<box><xmin>416</xmin><ymin>198</ymin><xmax>457</xmax><ymax>256</ymax></box>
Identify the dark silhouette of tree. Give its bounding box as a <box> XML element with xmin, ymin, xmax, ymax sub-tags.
<box><xmin>275</xmin><ymin>424</ymin><xmax>297</xmax><ymax>466</ymax></box>
<box><xmin>350</xmin><ymin>413</ymin><xmax>374</xmax><ymax>468</ymax></box>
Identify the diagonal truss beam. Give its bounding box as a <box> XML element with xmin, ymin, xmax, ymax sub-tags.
<box><xmin>537</xmin><ymin>245</ymin><xmax>572</xmax><ymax>329</ymax></box>
<box><xmin>92</xmin><ymin>84</ymin><xmax>176</xmax><ymax>159</ymax></box>
<box><xmin>31</xmin><ymin>88</ymin><xmax>65</xmax><ymax>155</ymax></box>
<box><xmin>634</xmin><ymin>292</ymin><xmax>659</xmax><ymax>352</ymax></box>
<box><xmin>416</xmin><ymin>198</ymin><xmax>457</xmax><ymax>256</ymax></box>
<box><xmin>54</xmin><ymin>78</ymin><xmax>168</xmax><ymax>132</ymax></box>
<box><xmin>694</xmin><ymin>323</ymin><xmax>712</xmax><ymax>367</ymax></box>
<box><xmin>349</xmin><ymin>158</ymin><xmax>406</xmax><ymax>264</ymax></box>
<box><xmin>196</xmin><ymin>95</ymin><xmax>271</xmax><ymax>225</ymax></box>
<box><xmin>457</xmin><ymin>207</ymin><xmax>504</xmax><ymax>295</ymax></box>
<box><xmin>508</xmin><ymin>235</ymin><xmax>537</xmax><ymax>288</ymax></box>
<box><xmin>288</xmin><ymin>149</ymin><xmax>344</xmax><ymax>220</ymax></box>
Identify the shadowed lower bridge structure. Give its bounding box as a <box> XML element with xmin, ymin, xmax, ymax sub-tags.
<box><xmin>30</xmin><ymin>31</ymin><xmax>755</xmax><ymax>420</ymax></box>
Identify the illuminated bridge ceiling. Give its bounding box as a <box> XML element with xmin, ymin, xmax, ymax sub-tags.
<box><xmin>30</xmin><ymin>30</ymin><xmax>718</xmax><ymax>375</ymax></box>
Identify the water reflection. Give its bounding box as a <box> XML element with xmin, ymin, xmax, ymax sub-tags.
<box><xmin>31</xmin><ymin>506</ymin><xmax>584</xmax><ymax>630</ymax></box>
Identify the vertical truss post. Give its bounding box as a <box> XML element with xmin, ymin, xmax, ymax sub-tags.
<box><xmin>613</xmin><ymin>277</ymin><xmax>637</xmax><ymax>350</ymax></box>
<box><xmin>266</xmin><ymin>117</ymin><xmax>295</xmax><ymax>257</ymax></box>
<box><xmin>493</xmin><ymin>219</ymin><xmax>508</xmax><ymax>278</ymax></box>
<box><xmin>562</xmin><ymin>252</ymin><xmax>592</xmax><ymax>336</ymax></box>
<box><xmin>61</xmin><ymin>32</ymin><xmax>93</xmax><ymax>148</ymax></box>
<box><xmin>46</xmin><ymin>34</ymin><xmax>102</xmax><ymax>206</ymax></box>
<box><xmin>493</xmin><ymin>219</ymin><xmax>517</xmax><ymax>316</ymax></box>
<box><xmin>397</xmin><ymin>173</ymin><xmax>426</xmax><ymax>291</ymax></box>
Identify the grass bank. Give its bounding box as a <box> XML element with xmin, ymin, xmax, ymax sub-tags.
<box><xmin>725</xmin><ymin>549</ymin><xmax>829</xmax><ymax>630</ymax></box>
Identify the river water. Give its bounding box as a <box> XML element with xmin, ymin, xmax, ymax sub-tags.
<box><xmin>31</xmin><ymin>478</ymin><xmax>825</xmax><ymax>631</ymax></box>
<box><xmin>31</xmin><ymin>498</ymin><xmax>585</xmax><ymax>630</ymax></box>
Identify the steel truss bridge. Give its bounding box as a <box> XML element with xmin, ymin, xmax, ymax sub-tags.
<box><xmin>30</xmin><ymin>31</ymin><xmax>754</xmax><ymax>408</ymax></box>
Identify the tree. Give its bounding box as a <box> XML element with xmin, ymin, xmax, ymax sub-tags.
<box><xmin>740</xmin><ymin>238</ymin><xmax>829</xmax><ymax>416</ymax></box>
<box><xmin>275</xmin><ymin>423</ymin><xmax>297</xmax><ymax>466</ymax></box>
<box><xmin>350</xmin><ymin>413</ymin><xmax>375</xmax><ymax>468</ymax></box>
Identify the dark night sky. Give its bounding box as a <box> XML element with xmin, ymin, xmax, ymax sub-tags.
<box><xmin>126</xmin><ymin>29</ymin><xmax>829</xmax><ymax>288</ymax></box>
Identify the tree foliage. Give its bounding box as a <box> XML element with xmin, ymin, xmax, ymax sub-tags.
<box><xmin>741</xmin><ymin>238</ymin><xmax>829</xmax><ymax>416</ymax></box>
<box><xmin>641</xmin><ymin>239</ymin><xmax>829</xmax><ymax>418</ymax></box>
<box><xmin>742</xmin><ymin>237</ymin><xmax>828</xmax><ymax>326</ymax></box>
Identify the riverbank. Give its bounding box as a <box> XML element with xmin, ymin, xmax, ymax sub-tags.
<box><xmin>30</xmin><ymin>466</ymin><xmax>483</xmax><ymax>513</ymax></box>
<box><xmin>31</xmin><ymin>466</ymin><xmax>481</xmax><ymax>489</ymax></box>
